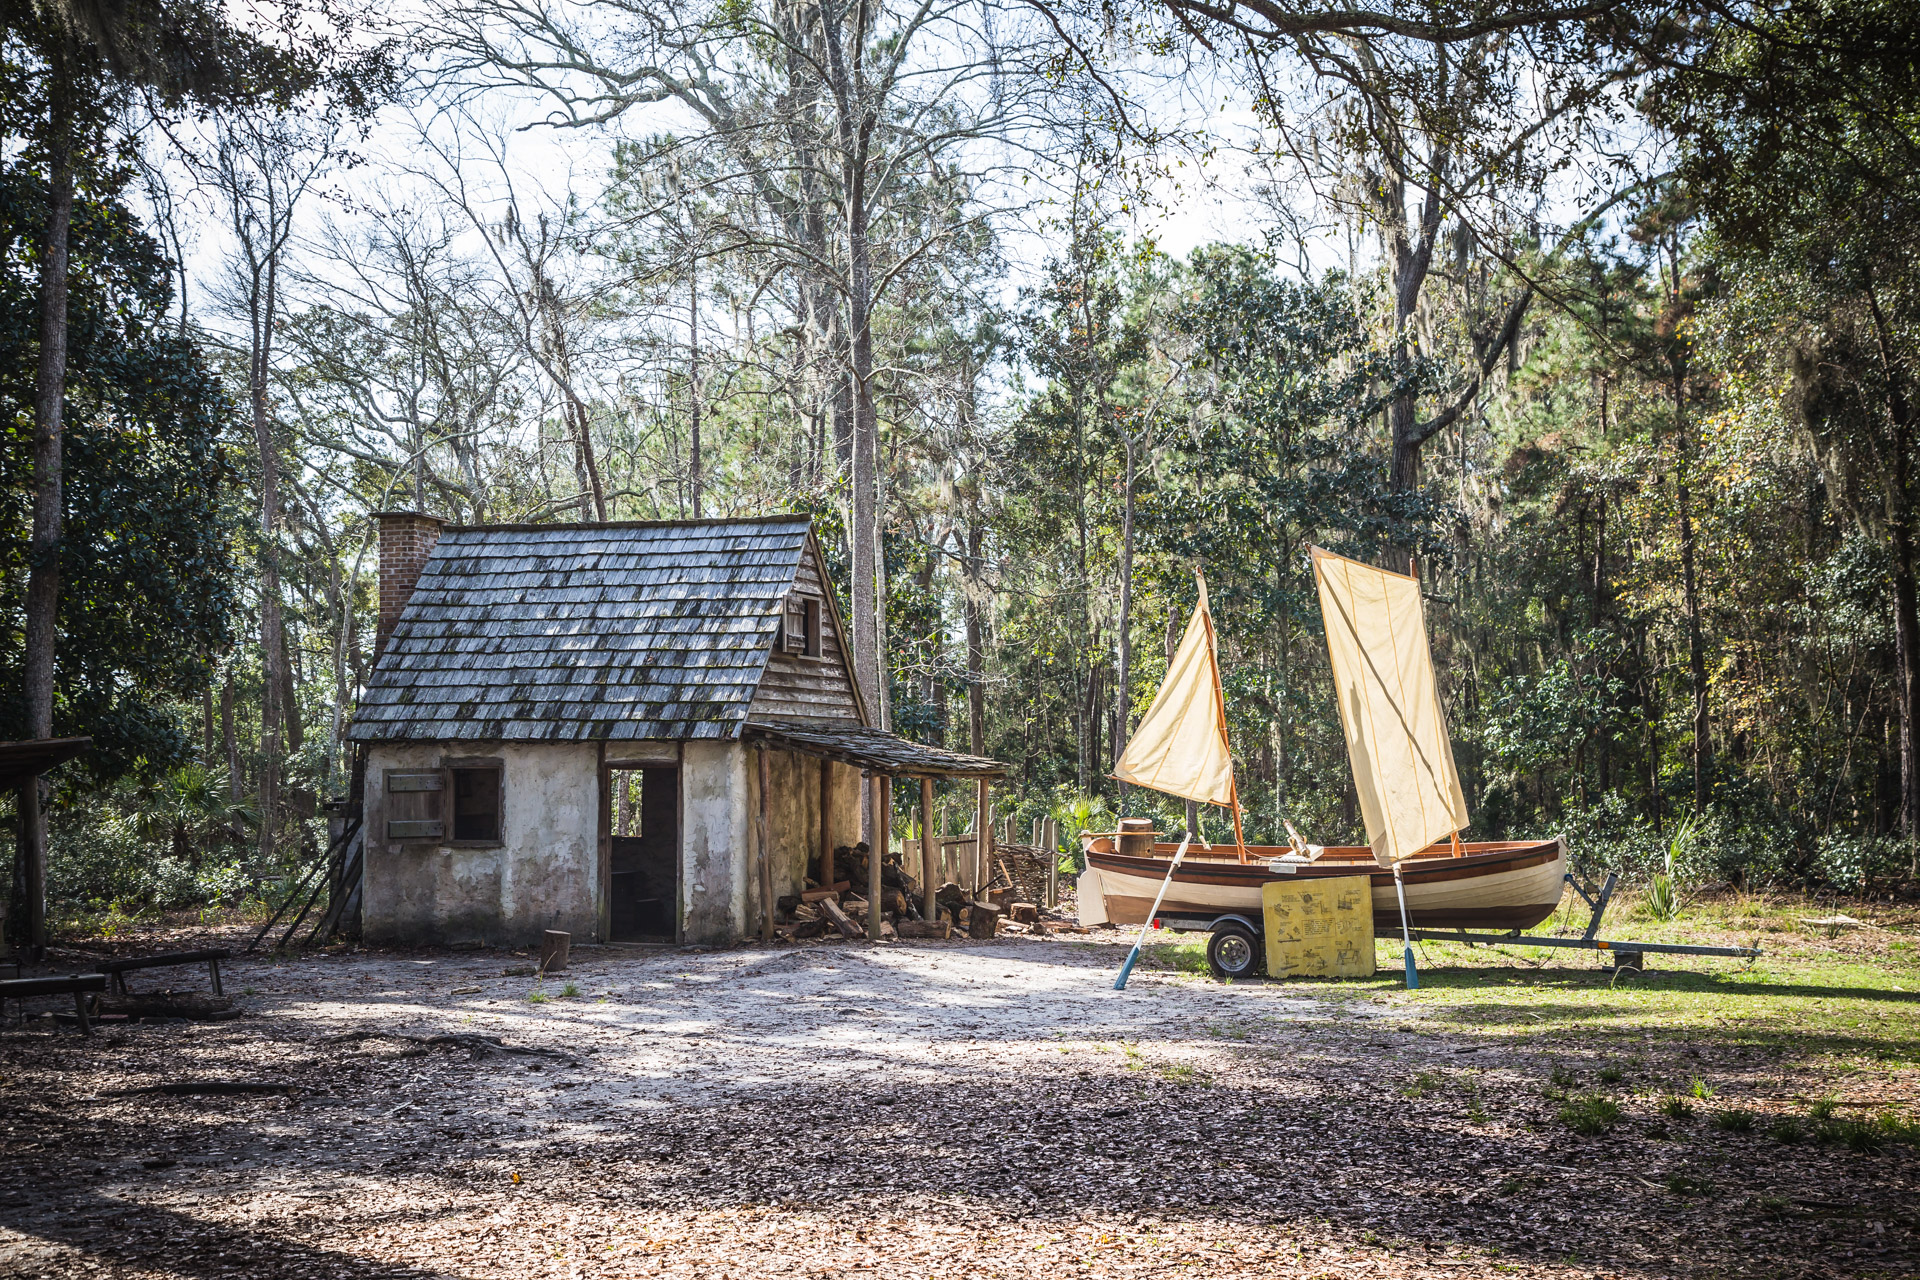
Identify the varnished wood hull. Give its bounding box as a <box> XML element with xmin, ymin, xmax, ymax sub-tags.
<box><xmin>1077</xmin><ymin>838</ymin><xmax>1567</xmax><ymax>932</ymax></box>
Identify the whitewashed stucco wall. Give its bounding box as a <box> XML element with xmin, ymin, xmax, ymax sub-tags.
<box><xmin>362</xmin><ymin>741</ymin><xmax>601</xmax><ymax>946</ymax></box>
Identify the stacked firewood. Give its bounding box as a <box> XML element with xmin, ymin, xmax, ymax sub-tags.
<box><xmin>771</xmin><ymin>842</ymin><xmax>1080</xmax><ymax>942</ymax></box>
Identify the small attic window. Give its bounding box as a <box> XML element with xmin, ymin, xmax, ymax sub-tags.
<box><xmin>781</xmin><ymin>593</ymin><xmax>823</xmax><ymax>658</ymax></box>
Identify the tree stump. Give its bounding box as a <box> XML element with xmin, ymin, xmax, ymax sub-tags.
<box><xmin>539</xmin><ymin>930</ymin><xmax>571</xmax><ymax>974</ymax></box>
<box><xmin>967</xmin><ymin>901</ymin><xmax>1003</xmax><ymax>940</ymax></box>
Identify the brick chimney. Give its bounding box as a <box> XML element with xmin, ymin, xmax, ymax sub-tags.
<box><xmin>375</xmin><ymin>511</ymin><xmax>447</xmax><ymax>661</ymax></box>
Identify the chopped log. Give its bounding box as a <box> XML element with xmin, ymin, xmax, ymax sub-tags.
<box><xmin>896</xmin><ymin>920</ymin><xmax>952</xmax><ymax>940</ymax></box>
<box><xmin>801</xmin><ymin>883</ymin><xmax>850</xmax><ymax>902</ymax></box>
<box><xmin>818</xmin><ymin>897</ymin><xmax>865</xmax><ymax>939</ymax></box>
<box><xmin>1008</xmin><ymin>902</ymin><xmax>1039</xmax><ymax>924</ymax></box>
<box><xmin>967</xmin><ymin>901</ymin><xmax>1004</xmax><ymax>940</ymax></box>
<box><xmin>539</xmin><ymin>930</ymin><xmax>571</xmax><ymax>974</ymax></box>
<box><xmin>877</xmin><ymin>920</ymin><xmax>898</xmax><ymax>941</ymax></box>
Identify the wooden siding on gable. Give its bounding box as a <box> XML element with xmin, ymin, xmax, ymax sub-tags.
<box><xmin>750</xmin><ymin>540</ymin><xmax>864</xmax><ymax>725</ymax></box>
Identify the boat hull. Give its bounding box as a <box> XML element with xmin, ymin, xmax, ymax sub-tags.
<box><xmin>1080</xmin><ymin>838</ymin><xmax>1567</xmax><ymax>932</ymax></box>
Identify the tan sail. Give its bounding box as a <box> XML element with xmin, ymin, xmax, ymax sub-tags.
<box><xmin>1310</xmin><ymin>547</ymin><xmax>1469</xmax><ymax>866</ymax></box>
<box><xmin>1113</xmin><ymin>575</ymin><xmax>1236</xmax><ymax>809</ymax></box>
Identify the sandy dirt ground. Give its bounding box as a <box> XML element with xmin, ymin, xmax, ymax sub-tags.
<box><xmin>2</xmin><ymin>931</ymin><xmax>1915</xmax><ymax>1280</ymax></box>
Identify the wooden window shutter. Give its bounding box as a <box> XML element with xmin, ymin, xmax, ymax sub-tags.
<box><xmin>385</xmin><ymin>769</ymin><xmax>446</xmax><ymax>841</ymax></box>
<box><xmin>784</xmin><ymin>593</ymin><xmax>810</xmax><ymax>653</ymax></box>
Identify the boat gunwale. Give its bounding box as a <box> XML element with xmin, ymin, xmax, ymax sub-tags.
<box><xmin>1085</xmin><ymin>837</ymin><xmax>1565</xmax><ymax>886</ymax></box>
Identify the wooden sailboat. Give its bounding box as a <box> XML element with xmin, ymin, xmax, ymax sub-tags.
<box><xmin>1080</xmin><ymin>552</ymin><xmax>1567</xmax><ymax>934</ymax></box>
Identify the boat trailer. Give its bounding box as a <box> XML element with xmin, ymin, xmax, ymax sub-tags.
<box><xmin>1406</xmin><ymin>872</ymin><xmax>1761</xmax><ymax>971</ymax></box>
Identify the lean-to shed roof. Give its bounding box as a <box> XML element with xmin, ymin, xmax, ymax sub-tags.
<box><xmin>347</xmin><ymin>516</ymin><xmax>822</xmax><ymax>742</ymax></box>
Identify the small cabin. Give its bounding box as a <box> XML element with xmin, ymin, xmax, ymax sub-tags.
<box><xmin>344</xmin><ymin>512</ymin><xmax>1004</xmax><ymax>947</ymax></box>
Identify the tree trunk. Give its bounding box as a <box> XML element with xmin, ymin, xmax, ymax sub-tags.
<box><xmin>18</xmin><ymin>68</ymin><xmax>74</xmax><ymax>954</ymax></box>
<box><xmin>689</xmin><ymin>266</ymin><xmax>702</xmax><ymax>518</ymax></box>
<box><xmin>252</xmin><ymin>247</ymin><xmax>285</xmax><ymax>869</ymax></box>
<box><xmin>1676</xmin><ymin>379</ymin><xmax>1711</xmax><ymax>812</ymax></box>
<box><xmin>1113</xmin><ymin>434</ymin><xmax>1136</xmax><ymax>794</ymax></box>
<box><xmin>847</xmin><ymin>191</ymin><xmax>885</xmax><ymax>731</ymax></box>
<box><xmin>1866</xmin><ymin>283</ymin><xmax>1920</xmax><ymax>838</ymax></box>
<box><xmin>222</xmin><ymin>674</ymin><xmax>240</xmax><ymax>801</ymax></box>
<box><xmin>1593</xmin><ymin>495</ymin><xmax>1611</xmax><ymax>793</ymax></box>
<box><xmin>965</xmin><ymin>521</ymin><xmax>985</xmax><ymax>757</ymax></box>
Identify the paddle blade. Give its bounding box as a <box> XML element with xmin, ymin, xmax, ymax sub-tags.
<box><xmin>1113</xmin><ymin>946</ymin><xmax>1142</xmax><ymax>990</ymax></box>
<box><xmin>1403</xmin><ymin>944</ymin><xmax>1420</xmax><ymax>990</ymax></box>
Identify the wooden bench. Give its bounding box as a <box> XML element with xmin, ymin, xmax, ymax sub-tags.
<box><xmin>98</xmin><ymin>948</ymin><xmax>231</xmax><ymax>998</ymax></box>
<box><xmin>0</xmin><ymin>974</ymin><xmax>107</xmax><ymax>1034</ymax></box>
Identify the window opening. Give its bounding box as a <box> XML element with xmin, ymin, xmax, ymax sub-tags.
<box><xmin>451</xmin><ymin>767</ymin><xmax>501</xmax><ymax>842</ymax></box>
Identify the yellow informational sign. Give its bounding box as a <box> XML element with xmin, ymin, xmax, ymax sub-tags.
<box><xmin>1262</xmin><ymin>874</ymin><xmax>1377</xmax><ymax>978</ymax></box>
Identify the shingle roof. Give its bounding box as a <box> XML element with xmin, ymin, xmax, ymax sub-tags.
<box><xmin>347</xmin><ymin>517</ymin><xmax>813</xmax><ymax>742</ymax></box>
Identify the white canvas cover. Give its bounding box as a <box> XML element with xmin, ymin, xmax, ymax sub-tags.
<box><xmin>1112</xmin><ymin>579</ymin><xmax>1236</xmax><ymax>807</ymax></box>
<box><xmin>1310</xmin><ymin>547</ymin><xmax>1469</xmax><ymax>865</ymax></box>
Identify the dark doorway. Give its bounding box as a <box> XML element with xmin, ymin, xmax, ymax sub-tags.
<box><xmin>610</xmin><ymin>766</ymin><xmax>678</xmax><ymax>941</ymax></box>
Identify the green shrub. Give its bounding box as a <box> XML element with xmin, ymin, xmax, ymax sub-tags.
<box><xmin>1813</xmin><ymin>834</ymin><xmax>1913</xmax><ymax>893</ymax></box>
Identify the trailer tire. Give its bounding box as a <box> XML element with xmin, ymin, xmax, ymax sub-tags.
<box><xmin>1206</xmin><ymin>919</ymin><xmax>1263</xmax><ymax>981</ymax></box>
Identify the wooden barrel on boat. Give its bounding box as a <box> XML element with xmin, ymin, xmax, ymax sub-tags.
<box><xmin>1117</xmin><ymin>819</ymin><xmax>1158</xmax><ymax>856</ymax></box>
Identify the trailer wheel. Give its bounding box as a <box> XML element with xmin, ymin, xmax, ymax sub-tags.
<box><xmin>1206</xmin><ymin>920</ymin><xmax>1262</xmax><ymax>981</ymax></box>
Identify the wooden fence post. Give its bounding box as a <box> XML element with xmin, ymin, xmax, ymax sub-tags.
<box><xmin>1044</xmin><ymin>816</ymin><xmax>1059</xmax><ymax>907</ymax></box>
<box><xmin>920</xmin><ymin>776</ymin><xmax>937</xmax><ymax>920</ymax></box>
<box><xmin>869</xmin><ymin>772</ymin><xmax>887</xmax><ymax>940</ymax></box>
<box><xmin>974</xmin><ymin>779</ymin><xmax>991</xmax><ymax>895</ymax></box>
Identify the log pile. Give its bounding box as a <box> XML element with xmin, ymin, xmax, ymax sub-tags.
<box><xmin>771</xmin><ymin>841</ymin><xmax>1078</xmax><ymax>942</ymax></box>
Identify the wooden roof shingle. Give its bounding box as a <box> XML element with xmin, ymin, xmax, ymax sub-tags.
<box><xmin>347</xmin><ymin>516</ymin><xmax>814</xmax><ymax>743</ymax></box>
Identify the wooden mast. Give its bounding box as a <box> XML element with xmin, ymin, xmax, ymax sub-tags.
<box><xmin>1196</xmin><ymin>570</ymin><xmax>1249</xmax><ymax>864</ymax></box>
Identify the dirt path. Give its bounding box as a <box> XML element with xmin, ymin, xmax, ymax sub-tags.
<box><xmin>2</xmin><ymin>935</ymin><xmax>1914</xmax><ymax>1279</ymax></box>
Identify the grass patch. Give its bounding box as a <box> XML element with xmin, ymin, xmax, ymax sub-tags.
<box><xmin>1400</xmin><ymin>1071</ymin><xmax>1442</xmax><ymax>1099</ymax></box>
<box><xmin>1658</xmin><ymin>1094</ymin><xmax>1694</xmax><ymax>1121</ymax></box>
<box><xmin>526</xmin><ymin>989</ymin><xmax>549</xmax><ymax>1004</ymax></box>
<box><xmin>1157</xmin><ymin>1063</ymin><xmax>1210</xmax><ymax>1086</ymax></box>
<box><xmin>1558</xmin><ymin>1094</ymin><xmax>1622</xmax><ymax>1136</ymax></box>
<box><xmin>1334</xmin><ymin>893</ymin><xmax>1920</xmax><ymax>1071</ymax></box>
<box><xmin>1597</xmin><ymin>1063</ymin><xmax>1625</xmax><ymax>1083</ymax></box>
<box><xmin>560</xmin><ymin>982</ymin><xmax>580</xmax><ymax>998</ymax></box>
<box><xmin>1766</xmin><ymin>1115</ymin><xmax>1806</xmax><ymax>1143</ymax></box>
<box><xmin>1711</xmin><ymin>1108</ymin><xmax>1757</xmax><ymax>1133</ymax></box>
<box><xmin>1665</xmin><ymin>1172</ymin><xmax>1716</xmax><ymax>1197</ymax></box>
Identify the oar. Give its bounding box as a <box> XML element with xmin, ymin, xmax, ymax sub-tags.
<box><xmin>1393</xmin><ymin>863</ymin><xmax>1419</xmax><ymax>989</ymax></box>
<box><xmin>1113</xmin><ymin>835</ymin><xmax>1192</xmax><ymax>990</ymax></box>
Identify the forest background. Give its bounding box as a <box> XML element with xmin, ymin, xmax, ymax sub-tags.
<box><xmin>3</xmin><ymin>0</ymin><xmax>1918</xmax><ymax>936</ymax></box>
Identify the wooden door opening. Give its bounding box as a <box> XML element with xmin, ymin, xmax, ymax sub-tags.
<box><xmin>610</xmin><ymin>766</ymin><xmax>679</xmax><ymax>941</ymax></box>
